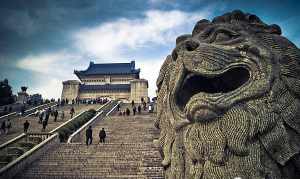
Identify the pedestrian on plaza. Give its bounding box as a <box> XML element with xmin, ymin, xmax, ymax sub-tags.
<box><xmin>99</xmin><ymin>128</ymin><xmax>106</xmax><ymax>143</ymax></box>
<box><xmin>42</xmin><ymin>118</ymin><xmax>47</xmax><ymax>132</ymax></box>
<box><xmin>39</xmin><ymin>110</ymin><xmax>44</xmax><ymax>124</ymax></box>
<box><xmin>54</xmin><ymin>110</ymin><xmax>58</xmax><ymax>122</ymax></box>
<box><xmin>70</xmin><ymin>107</ymin><xmax>75</xmax><ymax>118</ymax></box>
<box><xmin>45</xmin><ymin>110</ymin><xmax>50</xmax><ymax>125</ymax></box>
<box><xmin>126</xmin><ymin>108</ymin><xmax>130</xmax><ymax>116</ymax></box>
<box><xmin>86</xmin><ymin>126</ymin><xmax>93</xmax><ymax>146</ymax></box>
<box><xmin>6</xmin><ymin>119</ymin><xmax>11</xmax><ymax>133</ymax></box>
<box><xmin>61</xmin><ymin>110</ymin><xmax>65</xmax><ymax>121</ymax></box>
<box><xmin>138</xmin><ymin>105</ymin><xmax>141</xmax><ymax>114</ymax></box>
<box><xmin>133</xmin><ymin>106</ymin><xmax>136</xmax><ymax>116</ymax></box>
<box><xmin>131</xmin><ymin>100</ymin><xmax>135</xmax><ymax>107</ymax></box>
<box><xmin>24</xmin><ymin>120</ymin><xmax>30</xmax><ymax>133</ymax></box>
<box><xmin>1</xmin><ymin>121</ymin><xmax>6</xmax><ymax>135</ymax></box>
<box><xmin>143</xmin><ymin>101</ymin><xmax>147</xmax><ymax>111</ymax></box>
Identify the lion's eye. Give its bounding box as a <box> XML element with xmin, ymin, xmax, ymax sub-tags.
<box><xmin>215</xmin><ymin>33</ymin><xmax>231</xmax><ymax>42</ymax></box>
<box><xmin>211</xmin><ymin>30</ymin><xmax>239</xmax><ymax>43</ymax></box>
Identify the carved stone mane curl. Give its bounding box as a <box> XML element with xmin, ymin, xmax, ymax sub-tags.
<box><xmin>156</xmin><ymin>10</ymin><xmax>300</xmax><ymax>179</ymax></box>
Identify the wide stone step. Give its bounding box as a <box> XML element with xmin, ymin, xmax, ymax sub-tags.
<box><xmin>14</xmin><ymin>108</ymin><xmax>164</xmax><ymax>179</ymax></box>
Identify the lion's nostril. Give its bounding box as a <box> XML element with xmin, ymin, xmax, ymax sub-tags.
<box><xmin>185</xmin><ymin>40</ymin><xmax>199</xmax><ymax>51</ymax></box>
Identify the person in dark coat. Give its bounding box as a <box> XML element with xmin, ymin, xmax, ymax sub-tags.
<box><xmin>39</xmin><ymin>110</ymin><xmax>44</xmax><ymax>123</ymax></box>
<box><xmin>86</xmin><ymin>126</ymin><xmax>93</xmax><ymax>146</ymax></box>
<box><xmin>1</xmin><ymin>121</ymin><xmax>6</xmax><ymax>135</ymax></box>
<box><xmin>131</xmin><ymin>100</ymin><xmax>135</xmax><ymax>107</ymax></box>
<box><xmin>42</xmin><ymin>119</ymin><xmax>47</xmax><ymax>132</ymax></box>
<box><xmin>54</xmin><ymin>110</ymin><xmax>58</xmax><ymax>122</ymax></box>
<box><xmin>70</xmin><ymin>107</ymin><xmax>75</xmax><ymax>118</ymax></box>
<box><xmin>24</xmin><ymin>120</ymin><xmax>30</xmax><ymax>133</ymax></box>
<box><xmin>138</xmin><ymin>105</ymin><xmax>141</xmax><ymax>114</ymax></box>
<box><xmin>126</xmin><ymin>108</ymin><xmax>130</xmax><ymax>116</ymax></box>
<box><xmin>45</xmin><ymin>110</ymin><xmax>50</xmax><ymax>125</ymax></box>
<box><xmin>6</xmin><ymin>119</ymin><xmax>11</xmax><ymax>133</ymax></box>
<box><xmin>133</xmin><ymin>106</ymin><xmax>136</xmax><ymax>116</ymax></box>
<box><xmin>99</xmin><ymin>128</ymin><xmax>106</xmax><ymax>143</ymax></box>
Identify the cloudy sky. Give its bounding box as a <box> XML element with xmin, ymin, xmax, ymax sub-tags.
<box><xmin>0</xmin><ymin>0</ymin><xmax>299</xmax><ymax>99</ymax></box>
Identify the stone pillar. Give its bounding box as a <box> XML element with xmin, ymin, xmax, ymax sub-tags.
<box><xmin>61</xmin><ymin>80</ymin><xmax>80</xmax><ymax>103</ymax></box>
<box><xmin>17</xmin><ymin>92</ymin><xmax>28</xmax><ymax>104</ymax></box>
<box><xmin>17</xmin><ymin>86</ymin><xmax>29</xmax><ymax>104</ymax></box>
<box><xmin>130</xmin><ymin>79</ymin><xmax>148</xmax><ymax>103</ymax></box>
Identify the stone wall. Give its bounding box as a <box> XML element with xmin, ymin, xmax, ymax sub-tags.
<box><xmin>61</xmin><ymin>78</ymin><xmax>148</xmax><ymax>103</ymax></box>
<box><xmin>79</xmin><ymin>91</ymin><xmax>131</xmax><ymax>101</ymax></box>
<box><xmin>81</xmin><ymin>74</ymin><xmax>137</xmax><ymax>85</ymax></box>
<box><xmin>61</xmin><ymin>80</ymin><xmax>80</xmax><ymax>101</ymax></box>
<box><xmin>130</xmin><ymin>79</ymin><xmax>148</xmax><ymax>103</ymax></box>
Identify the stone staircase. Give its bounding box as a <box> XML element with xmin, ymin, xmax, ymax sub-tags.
<box><xmin>14</xmin><ymin>104</ymin><xmax>164</xmax><ymax>179</ymax></box>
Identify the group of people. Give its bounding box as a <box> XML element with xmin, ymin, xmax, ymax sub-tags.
<box><xmin>117</xmin><ymin>99</ymin><xmax>150</xmax><ymax>116</ymax></box>
<box><xmin>34</xmin><ymin>107</ymin><xmax>74</xmax><ymax>132</ymax></box>
<box><xmin>85</xmin><ymin>126</ymin><xmax>107</xmax><ymax>146</ymax></box>
<box><xmin>58</xmin><ymin>97</ymin><xmax>110</xmax><ymax>106</ymax></box>
<box><xmin>0</xmin><ymin>104</ymin><xmax>77</xmax><ymax>136</ymax></box>
<box><xmin>0</xmin><ymin>119</ymin><xmax>11</xmax><ymax>135</ymax></box>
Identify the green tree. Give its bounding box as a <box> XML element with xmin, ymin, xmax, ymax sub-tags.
<box><xmin>0</xmin><ymin>79</ymin><xmax>15</xmax><ymax>106</ymax></box>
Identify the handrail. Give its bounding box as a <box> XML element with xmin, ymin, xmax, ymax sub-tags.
<box><xmin>67</xmin><ymin>100</ymin><xmax>119</xmax><ymax>144</ymax></box>
<box><xmin>0</xmin><ymin>102</ymin><xmax>57</xmax><ymax>120</ymax></box>
<box><xmin>0</xmin><ymin>112</ymin><xmax>16</xmax><ymax>119</ymax></box>
<box><xmin>96</xmin><ymin>101</ymin><xmax>111</xmax><ymax>112</ymax></box>
<box><xmin>67</xmin><ymin>111</ymin><xmax>103</xmax><ymax>143</ymax></box>
<box><xmin>0</xmin><ymin>133</ymin><xmax>59</xmax><ymax>178</ymax></box>
<box><xmin>24</xmin><ymin>103</ymin><xmax>58</xmax><ymax>118</ymax></box>
<box><xmin>0</xmin><ymin>133</ymin><xmax>26</xmax><ymax>149</ymax></box>
<box><xmin>106</xmin><ymin>101</ymin><xmax>121</xmax><ymax>116</ymax></box>
<box><xmin>49</xmin><ymin>110</ymin><xmax>87</xmax><ymax>134</ymax></box>
<box><xmin>24</xmin><ymin>102</ymin><xmax>57</xmax><ymax>113</ymax></box>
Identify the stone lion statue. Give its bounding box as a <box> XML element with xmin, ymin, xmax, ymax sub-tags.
<box><xmin>156</xmin><ymin>10</ymin><xmax>300</xmax><ymax>179</ymax></box>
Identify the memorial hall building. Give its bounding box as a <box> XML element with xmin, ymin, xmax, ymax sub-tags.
<box><xmin>61</xmin><ymin>61</ymin><xmax>148</xmax><ymax>102</ymax></box>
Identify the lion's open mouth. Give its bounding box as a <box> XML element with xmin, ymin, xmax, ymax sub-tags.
<box><xmin>176</xmin><ymin>67</ymin><xmax>250</xmax><ymax>110</ymax></box>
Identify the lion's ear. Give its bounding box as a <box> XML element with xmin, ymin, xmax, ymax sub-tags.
<box><xmin>280</xmin><ymin>45</ymin><xmax>300</xmax><ymax>97</ymax></box>
<box><xmin>258</xmin><ymin>33</ymin><xmax>300</xmax><ymax>97</ymax></box>
<box><xmin>267</xmin><ymin>24</ymin><xmax>282</xmax><ymax>35</ymax></box>
<box><xmin>176</xmin><ymin>34</ymin><xmax>192</xmax><ymax>45</ymax></box>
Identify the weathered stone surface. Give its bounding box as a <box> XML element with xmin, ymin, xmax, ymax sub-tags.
<box><xmin>156</xmin><ymin>10</ymin><xmax>300</xmax><ymax>178</ymax></box>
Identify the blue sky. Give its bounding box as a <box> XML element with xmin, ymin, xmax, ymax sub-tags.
<box><xmin>0</xmin><ymin>0</ymin><xmax>299</xmax><ymax>99</ymax></box>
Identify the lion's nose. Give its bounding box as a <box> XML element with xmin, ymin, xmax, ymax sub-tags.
<box><xmin>185</xmin><ymin>40</ymin><xmax>199</xmax><ymax>51</ymax></box>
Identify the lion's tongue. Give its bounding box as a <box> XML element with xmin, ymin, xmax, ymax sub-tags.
<box><xmin>185</xmin><ymin>96</ymin><xmax>218</xmax><ymax>122</ymax></box>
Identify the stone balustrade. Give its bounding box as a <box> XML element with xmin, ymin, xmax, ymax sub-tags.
<box><xmin>0</xmin><ymin>133</ymin><xmax>59</xmax><ymax>179</ymax></box>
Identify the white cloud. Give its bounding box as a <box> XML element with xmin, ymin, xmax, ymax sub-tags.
<box><xmin>15</xmin><ymin>9</ymin><xmax>209</xmax><ymax>99</ymax></box>
<box><xmin>73</xmin><ymin>10</ymin><xmax>207</xmax><ymax>59</ymax></box>
<box><xmin>16</xmin><ymin>51</ymin><xmax>85</xmax><ymax>99</ymax></box>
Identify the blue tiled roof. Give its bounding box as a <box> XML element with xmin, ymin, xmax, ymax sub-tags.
<box><xmin>74</xmin><ymin>61</ymin><xmax>140</xmax><ymax>76</ymax></box>
<box><xmin>79</xmin><ymin>84</ymin><xmax>131</xmax><ymax>92</ymax></box>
